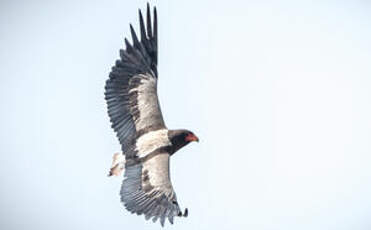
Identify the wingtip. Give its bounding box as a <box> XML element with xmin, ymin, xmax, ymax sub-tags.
<box><xmin>138</xmin><ymin>8</ymin><xmax>144</xmax><ymax>26</ymax></box>
<box><xmin>160</xmin><ymin>218</ymin><xmax>165</xmax><ymax>227</ymax></box>
<box><xmin>129</xmin><ymin>23</ymin><xmax>135</xmax><ymax>37</ymax></box>
<box><xmin>146</xmin><ymin>2</ymin><xmax>152</xmax><ymax>37</ymax></box>
<box><xmin>129</xmin><ymin>23</ymin><xmax>140</xmax><ymax>46</ymax></box>
<box><xmin>138</xmin><ymin>7</ymin><xmax>146</xmax><ymax>41</ymax></box>
<box><xmin>183</xmin><ymin>208</ymin><xmax>188</xmax><ymax>217</ymax></box>
<box><xmin>168</xmin><ymin>215</ymin><xmax>174</xmax><ymax>225</ymax></box>
<box><xmin>153</xmin><ymin>6</ymin><xmax>157</xmax><ymax>31</ymax></box>
<box><xmin>177</xmin><ymin>208</ymin><xmax>188</xmax><ymax>217</ymax></box>
<box><xmin>124</xmin><ymin>38</ymin><xmax>131</xmax><ymax>48</ymax></box>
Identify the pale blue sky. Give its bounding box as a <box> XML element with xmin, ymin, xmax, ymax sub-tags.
<box><xmin>1</xmin><ymin>0</ymin><xmax>371</xmax><ymax>229</ymax></box>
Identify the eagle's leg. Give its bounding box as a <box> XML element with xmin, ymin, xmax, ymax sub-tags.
<box><xmin>108</xmin><ymin>152</ymin><xmax>125</xmax><ymax>177</ymax></box>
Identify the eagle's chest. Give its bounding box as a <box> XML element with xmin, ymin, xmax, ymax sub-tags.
<box><xmin>135</xmin><ymin>129</ymin><xmax>171</xmax><ymax>158</ymax></box>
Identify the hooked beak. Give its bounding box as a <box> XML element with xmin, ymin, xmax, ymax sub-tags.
<box><xmin>186</xmin><ymin>134</ymin><xmax>199</xmax><ymax>142</ymax></box>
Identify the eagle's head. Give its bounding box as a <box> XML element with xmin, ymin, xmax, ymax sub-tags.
<box><xmin>168</xmin><ymin>129</ymin><xmax>199</xmax><ymax>154</ymax></box>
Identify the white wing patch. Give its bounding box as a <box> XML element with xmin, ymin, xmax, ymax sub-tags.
<box><xmin>143</xmin><ymin>153</ymin><xmax>174</xmax><ymax>191</ymax></box>
<box><xmin>129</xmin><ymin>74</ymin><xmax>164</xmax><ymax>132</ymax></box>
<box><xmin>135</xmin><ymin>129</ymin><xmax>170</xmax><ymax>158</ymax></box>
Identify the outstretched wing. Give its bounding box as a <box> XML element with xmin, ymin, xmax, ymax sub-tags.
<box><xmin>121</xmin><ymin>153</ymin><xmax>187</xmax><ymax>226</ymax></box>
<box><xmin>105</xmin><ymin>4</ymin><xmax>165</xmax><ymax>151</ymax></box>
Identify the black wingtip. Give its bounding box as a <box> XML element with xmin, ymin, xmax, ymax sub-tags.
<box><xmin>124</xmin><ymin>38</ymin><xmax>131</xmax><ymax>49</ymax></box>
<box><xmin>183</xmin><ymin>208</ymin><xmax>188</xmax><ymax>217</ymax></box>
<box><xmin>168</xmin><ymin>215</ymin><xmax>174</xmax><ymax>225</ymax></box>
<box><xmin>146</xmin><ymin>2</ymin><xmax>151</xmax><ymax>18</ymax></box>
<box><xmin>153</xmin><ymin>6</ymin><xmax>157</xmax><ymax>42</ymax></box>
<box><xmin>177</xmin><ymin>208</ymin><xmax>188</xmax><ymax>217</ymax></box>
<box><xmin>138</xmin><ymin>8</ymin><xmax>142</xmax><ymax>20</ymax></box>
<box><xmin>129</xmin><ymin>23</ymin><xmax>140</xmax><ymax>47</ymax></box>
<box><xmin>160</xmin><ymin>217</ymin><xmax>165</xmax><ymax>227</ymax></box>
<box><xmin>146</xmin><ymin>2</ymin><xmax>152</xmax><ymax>37</ymax></box>
<box><xmin>138</xmin><ymin>8</ymin><xmax>146</xmax><ymax>41</ymax></box>
<box><xmin>129</xmin><ymin>23</ymin><xmax>135</xmax><ymax>38</ymax></box>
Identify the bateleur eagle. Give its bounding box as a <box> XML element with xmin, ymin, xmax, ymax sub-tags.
<box><xmin>104</xmin><ymin>3</ymin><xmax>199</xmax><ymax>227</ymax></box>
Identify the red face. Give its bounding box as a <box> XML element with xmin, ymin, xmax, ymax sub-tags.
<box><xmin>185</xmin><ymin>133</ymin><xmax>199</xmax><ymax>142</ymax></box>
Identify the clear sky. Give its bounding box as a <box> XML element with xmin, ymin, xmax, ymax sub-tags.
<box><xmin>1</xmin><ymin>0</ymin><xmax>371</xmax><ymax>229</ymax></box>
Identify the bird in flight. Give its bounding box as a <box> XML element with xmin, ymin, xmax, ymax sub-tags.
<box><xmin>104</xmin><ymin>3</ymin><xmax>199</xmax><ymax>226</ymax></box>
